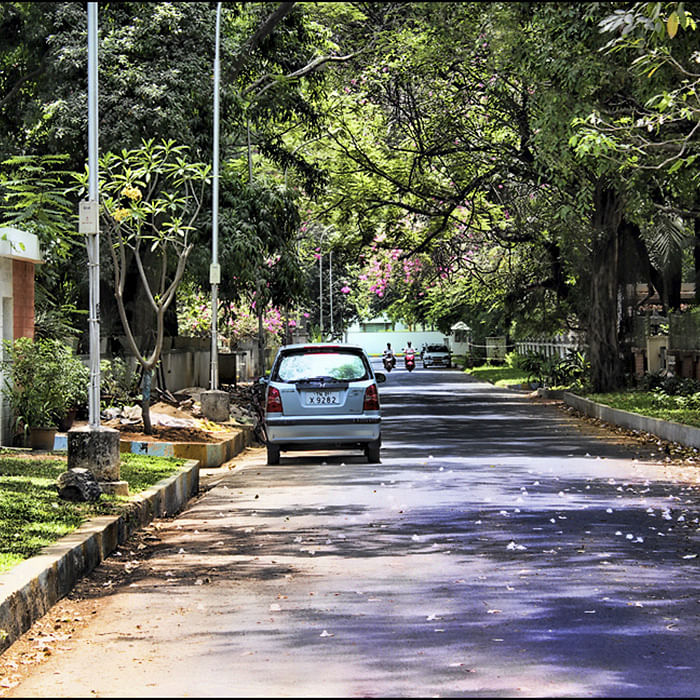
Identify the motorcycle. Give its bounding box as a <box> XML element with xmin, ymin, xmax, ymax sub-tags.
<box><xmin>404</xmin><ymin>350</ymin><xmax>416</xmax><ymax>372</ymax></box>
<box><xmin>383</xmin><ymin>352</ymin><xmax>396</xmax><ymax>372</ymax></box>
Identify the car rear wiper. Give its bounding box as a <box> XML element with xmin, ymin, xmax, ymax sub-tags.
<box><xmin>294</xmin><ymin>376</ymin><xmax>345</xmax><ymax>384</ymax></box>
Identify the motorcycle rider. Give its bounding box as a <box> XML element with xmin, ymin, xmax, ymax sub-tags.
<box><xmin>403</xmin><ymin>340</ymin><xmax>416</xmax><ymax>370</ymax></box>
<box><xmin>383</xmin><ymin>342</ymin><xmax>396</xmax><ymax>370</ymax></box>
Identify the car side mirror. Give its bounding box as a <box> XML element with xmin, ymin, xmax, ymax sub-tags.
<box><xmin>375</xmin><ymin>371</ymin><xmax>387</xmax><ymax>384</ymax></box>
<box><xmin>258</xmin><ymin>376</ymin><xmax>268</xmax><ymax>385</ymax></box>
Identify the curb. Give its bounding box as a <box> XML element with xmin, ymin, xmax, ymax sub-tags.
<box><xmin>479</xmin><ymin>373</ymin><xmax>700</xmax><ymax>449</ymax></box>
<box><xmin>561</xmin><ymin>392</ymin><xmax>700</xmax><ymax>450</ymax></box>
<box><xmin>118</xmin><ymin>428</ymin><xmax>254</xmax><ymax>467</ymax></box>
<box><xmin>0</xmin><ymin>459</ymin><xmax>200</xmax><ymax>654</ymax></box>
<box><xmin>53</xmin><ymin>426</ymin><xmax>255</xmax><ymax>468</ymax></box>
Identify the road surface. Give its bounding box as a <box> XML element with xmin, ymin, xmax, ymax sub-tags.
<box><xmin>1</xmin><ymin>364</ymin><xmax>699</xmax><ymax>697</ymax></box>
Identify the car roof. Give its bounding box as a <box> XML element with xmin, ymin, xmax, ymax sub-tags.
<box><xmin>277</xmin><ymin>343</ymin><xmax>368</xmax><ymax>353</ymax></box>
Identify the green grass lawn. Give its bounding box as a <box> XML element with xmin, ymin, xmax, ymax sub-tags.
<box><xmin>464</xmin><ymin>363</ymin><xmax>529</xmax><ymax>388</ymax></box>
<box><xmin>465</xmin><ymin>363</ymin><xmax>700</xmax><ymax>429</ymax></box>
<box><xmin>583</xmin><ymin>392</ymin><xmax>700</xmax><ymax>429</ymax></box>
<box><xmin>0</xmin><ymin>452</ymin><xmax>185</xmax><ymax>573</ymax></box>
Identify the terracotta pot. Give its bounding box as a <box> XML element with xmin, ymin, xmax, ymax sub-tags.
<box><xmin>29</xmin><ymin>427</ymin><xmax>58</xmax><ymax>450</ymax></box>
<box><xmin>58</xmin><ymin>408</ymin><xmax>77</xmax><ymax>432</ymax></box>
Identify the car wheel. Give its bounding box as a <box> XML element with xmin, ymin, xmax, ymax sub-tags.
<box><xmin>267</xmin><ymin>444</ymin><xmax>280</xmax><ymax>465</ymax></box>
<box><xmin>365</xmin><ymin>440</ymin><xmax>381</xmax><ymax>463</ymax></box>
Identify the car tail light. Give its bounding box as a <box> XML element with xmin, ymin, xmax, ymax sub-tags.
<box><xmin>266</xmin><ymin>386</ymin><xmax>283</xmax><ymax>413</ymax></box>
<box><xmin>363</xmin><ymin>384</ymin><xmax>380</xmax><ymax>411</ymax></box>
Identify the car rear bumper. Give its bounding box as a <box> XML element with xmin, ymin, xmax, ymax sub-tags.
<box><xmin>266</xmin><ymin>416</ymin><xmax>381</xmax><ymax>445</ymax></box>
<box><xmin>424</xmin><ymin>356</ymin><xmax>450</xmax><ymax>365</ymax></box>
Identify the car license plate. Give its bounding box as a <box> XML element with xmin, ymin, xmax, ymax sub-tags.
<box><xmin>305</xmin><ymin>390</ymin><xmax>339</xmax><ymax>406</ymax></box>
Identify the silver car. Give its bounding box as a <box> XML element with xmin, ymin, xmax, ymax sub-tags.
<box><xmin>422</xmin><ymin>344</ymin><xmax>452</xmax><ymax>368</ymax></box>
<box><xmin>261</xmin><ymin>343</ymin><xmax>386</xmax><ymax>465</ymax></box>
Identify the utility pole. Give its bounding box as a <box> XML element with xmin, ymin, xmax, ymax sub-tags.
<box><xmin>209</xmin><ymin>1</ymin><xmax>222</xmax><ymax>392</ymax></box>
<box><xmin>201</xmin><ymin>1</ymin><xmax>230</xmax><ymax>423</ymax></box>
<box><xmin>85</xmin><ymin>1</ymin><xmax>100</xmax><ymax>427</ymax></box>
<box><xmin>68</xmin><ymin>2</ymin><xmax>123</xmax><ymax>495</ymax></box>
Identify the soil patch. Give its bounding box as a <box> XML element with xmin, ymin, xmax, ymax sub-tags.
<box><xmin>112</xmin><ymin>424</ymin><xmax>227</xmax><ymax>444</ymax></box>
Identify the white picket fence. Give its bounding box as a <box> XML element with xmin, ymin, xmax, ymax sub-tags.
<box><xmin>515</xmin><ymin>336</ymin><xmax>585</xmax><ymax>359</ymax></box>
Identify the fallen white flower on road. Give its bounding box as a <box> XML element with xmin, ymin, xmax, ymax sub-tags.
<box><xmin>507</xmin><ymin>541</ymin><xmax>527</xmax><ymax>551</ymax></box>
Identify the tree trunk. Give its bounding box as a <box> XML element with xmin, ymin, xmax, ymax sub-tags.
<box><xmin>694</xmin><ymin>218</ymin><xmax>700</xmax><ymax>306</ymax></box>
<box><xmin>626</xmin><ymin>221</ymin><xmax>665</xmax><ymax>308</ymax></box>
<box><xmin>587</xmin><ymin>182</ymin><xmax>624</xmax><ymax>393</ymax></box>
<box><xmin>141</xmin><ymin>368</ymin><xmax>153</xmax><ymax>435</ymax></box>
<box><xmin>665</xmin><ymin>252</ymin><xmax>682</xmax><ymax>311</ymax></box>
<box><xmin>258</xmin><ymin>308</ymin><xmax>265</xmax><ymax>376</ymax></box>
<box><xmin>256</xmin><ymin>279</ymin><xmax>266</xmax><ymax>376</ymax></box>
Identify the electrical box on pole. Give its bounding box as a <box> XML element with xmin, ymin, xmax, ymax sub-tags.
<box><xmin>79</xmin><ymin>200</ymin><xmax>99</xmax><ymax>235</ymax></box>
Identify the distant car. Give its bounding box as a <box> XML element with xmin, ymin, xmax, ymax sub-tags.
<box><xmin>422</xmin><ymin>344</ymin><xmax>451</xmax><ymax>368</ymax></box>
<box><xmin>261</xmin><ymin>343</ymin><xmax>386</xmax><ymax>465</ymax></box>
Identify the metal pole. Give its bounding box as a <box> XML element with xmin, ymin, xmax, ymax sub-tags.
<box><xmin>209</xmin><ymin>2</ymin><xmax>221</xmax><ymax>390</ymax></box>
<box><xmin>87</xmin><ymin>2</ymin><xmax>100</xmax><ymax>428</ymax></box>
<box><xmin>319</xmin><ymin>251</ymin><xmax>323</xmax><ymax>338</ymax></box>
<box><xmin>329</xmin><ymin>249</ymin><xmax>333</xmax><ymax>338</ymax></box>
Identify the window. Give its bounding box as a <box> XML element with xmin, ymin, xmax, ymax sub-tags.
<box><xmin>360</xmin><ymin>322</ymin><xmax>394</xmax><ymax>332</ymax></box>
<box><xmin>275</xmin><ymin>351</ymin><xmax>369</xmax><ymax>382</ymax></box>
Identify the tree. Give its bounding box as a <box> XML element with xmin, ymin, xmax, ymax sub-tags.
<box><xmin>571</xmin><ymin>1</ymin><xmax>700</xmax><ymax>306</ymax></box>
<box><xmin>0</xmin><ymin>153</ymin><xmax>87</xmax><ymax>339</ymax></box>
<box><xmin>217</xmin><ymin>174</ymin><xmax>305</xmax><ymax>371</ymax></box>
<box><xmin>78</xmin><ymin>139</ymin><xmax>209</xmax><ymax>433</ymax></box>
<box><xmin>306</xmin><ymin>2</ymin><xmax>690</xmax><ymax>391</ymax></box>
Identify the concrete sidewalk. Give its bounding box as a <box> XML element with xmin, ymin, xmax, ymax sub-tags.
<box><xmin>0</xmin><ymin>418</ymin><xmax>257</xmax><ymax>655</ymax></box>
<box><xmin>0</xmin><ymin>459</ymin><xmax>203</xmax><ymax>654</ymax></box>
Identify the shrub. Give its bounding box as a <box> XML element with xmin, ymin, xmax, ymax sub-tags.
<box><xmin>511</xmin><ymin>349</ymin><xmax>590</xmax><ymax>388</ymax></box>
<box><xmin>504</xmin><ymin>351</ymin><xmax>520</xmax><ymax>368</ymax></box>
<box><xmin>637</xmin><ymin>371</ymin><xmax>700</xmax><ymax>397</ymax></box>
<box><xmin>0</xmin><ymin>338</ymin><xmax>89</xmax><ymax>435</ymax></box>
<box><xmin>100</xmin><ymin>357</ymin><xmax>141</xmax><ymax>408</ymax></box>
<box><xmin>638</xmin><ymin>370</ymin><xmax>665</xmax><ymax>392</ymax></box>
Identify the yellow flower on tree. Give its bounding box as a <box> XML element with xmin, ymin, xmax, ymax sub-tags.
<box><xmin>112</xmin><ymin>207</ymin><xmax>131</xmax><ymax>222</ymax></box>
<box><xmin>121</xmin><ymin>185</ymin><xmax>142</xmax><ymax>201</ymax></box>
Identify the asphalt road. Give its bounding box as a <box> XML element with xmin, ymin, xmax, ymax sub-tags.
<box><xmin>1</xmin><ymin>363</ymin><xmax>699</xmax><ymax>697</ymax></box>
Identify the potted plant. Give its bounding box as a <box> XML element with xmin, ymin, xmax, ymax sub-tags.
<box><xmin>56</xmin><ymin>346</ymin><xmax>90</xmax><ymax>430</ymax></box>
<box><xmin>1</xmin><ymin>337</ymin><xmax>89</xmax><ymax>448</ymax></box>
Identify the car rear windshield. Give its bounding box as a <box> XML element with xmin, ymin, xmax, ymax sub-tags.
<box><xmin>273</xmin><ymin>349</ymin><xmax>370</xmax><ymax>383</ymax></box>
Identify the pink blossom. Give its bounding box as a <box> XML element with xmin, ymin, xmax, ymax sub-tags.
<box><xmin>340</xmin><ymin>286</ymin><xmax>351</xmax><ymax>294</ymax></box>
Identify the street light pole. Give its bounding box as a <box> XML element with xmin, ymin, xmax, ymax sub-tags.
<box><xmin>200</xmin><ymin>2</ymin><xmax>229</xmax><ymax>423</ymax></box>
<box><xmin>69</xmin><ymin>2</ymin><xmax>122</xmax><ymax>494</ymax></box>
<box><xmin>319</xmin><ymin>247</ymin><xmax>323</xmax><ymax>338</ymax></box>
<box><xmin>86</xmin><ymin>1</ymin><xmax>100</xmax><ymax>428</ymax></box>
<box><xmin>329</xmin><ymin>249</ymin><xmax>333</xmax><ymax>338</ymax></box>
<box><xmin>209</xmin><ymin>1</ymin><xmax>222</xmax><ymax>391</ymax></box>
